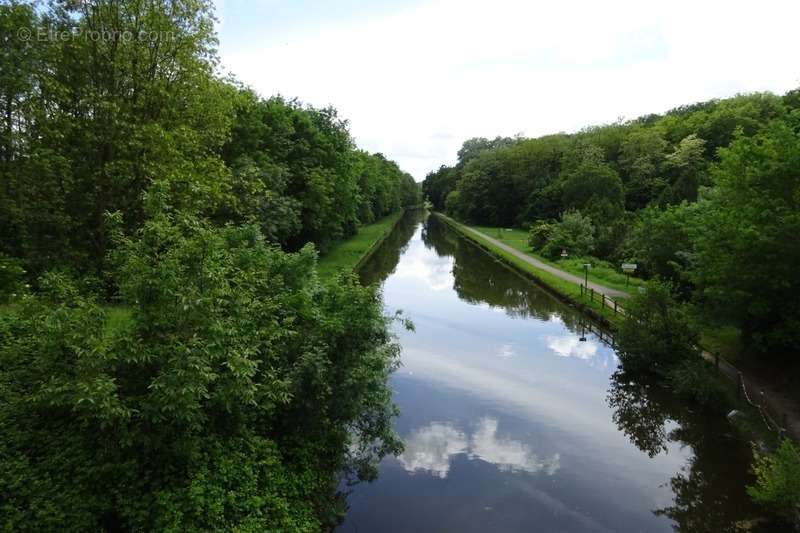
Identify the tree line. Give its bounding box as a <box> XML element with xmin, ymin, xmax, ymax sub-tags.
<box><xmin>423</xmin><ymin>89</ymin><xmax>800</xmax><ymax>360</ymax></box>
<box><xmin>0</xmin><ymin>1</ymin><xmax>418</xmax><ymax>530</ymax></box>
<box><xmin>0</xmin><ymin>1</ymin><xmax>420</xmax><ymax>282</ymax></box>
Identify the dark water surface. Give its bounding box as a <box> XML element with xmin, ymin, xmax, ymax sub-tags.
<box><xmin>340</xmin><ymin>211</ymin><xmax>763</xmax><ymax>533</ymax></box>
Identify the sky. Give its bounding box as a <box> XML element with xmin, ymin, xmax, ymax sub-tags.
<box><xmin>214</xmin><ymin>0</ymin><xmax>800</xmax><ymax>181</ymax></box>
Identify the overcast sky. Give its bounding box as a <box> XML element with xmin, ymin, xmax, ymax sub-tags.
<box><xmin>214</xmin><ymin>0</ymin><xmax>799</xmax><ymax>181</ymax></box>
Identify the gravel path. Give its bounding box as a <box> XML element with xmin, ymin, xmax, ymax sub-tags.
<box><xmin>461</xmin><ymin>224</ymin><xmax>631</xmax><ymax>299</ymax></box>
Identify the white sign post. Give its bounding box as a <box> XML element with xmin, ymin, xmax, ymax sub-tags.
<box><xmin>621</xmin><ymin>263</ymin><xmax>637</xmax><ymax>287</ymax></box>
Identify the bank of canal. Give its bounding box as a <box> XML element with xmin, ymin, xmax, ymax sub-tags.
<box><xmin>339</xmin><ymin>211</ymin><xmax>774</xmax><ymax>533</ymax></box>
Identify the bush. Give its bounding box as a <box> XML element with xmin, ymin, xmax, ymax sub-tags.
<box><xmin>616</xmin><ymin>280</ymin><xmax>699</xmax><ymax>376</ymax></box>
<box><xmin>0</xmin><ymin>254</ymin><xmax>26</xmax><ymax>304</ymax></box>
<box><xmin>542</xmin><ymin>210</ymin><xmax>595</xmax><ymax>259</ymax></box>
<box><xmin>748</xmin><ymin>439</ymin><xmax>800</xmax><ymax>524</ymax></box>
<box><xmin>527</xmin><ymin>221</ymin><xmax>553</xmax><ymax>251</ymax></box>
<box><xmin>0</xmin><ymin>214</ymin><xmax>403</xmax><ymax>530</ymax></box>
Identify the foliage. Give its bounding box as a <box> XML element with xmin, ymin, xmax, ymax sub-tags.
<box><xmin>0</xmin><ymin>211</ymin><xmax>403</xmax><ymax>530</ymax></box>
<box><xmin>423</xmin><ymin>86</ymin><xmax>800</xmax><ymax>361</ymax></box>
<box><xmin>541</xmin><ymin>210</ymin><xmax>595</xmax><ymax>259</ymax></box>
<box><xmin>748</xmin><ymin>439</ymin><xmax>800</xmax><ymax>524</ymax></box>
<box><xmin>616</xmin><ymin>280</ymin><xmax>699</xmax><ymax>376</ymax></box>
<box><xmin>527</xmin><ymin>221</ymin><xmax>553</xmax><ymax>251</ymax></box>
<box><xmin>691</xmin><ymin>122</ymin><xmax>800</xmax><ymax>356</ymax></box>
<box><xmin>0</xmin><ymin>254</ymin><xmax>26</xmax><ymax>304</ymax></box>
<box><xmin>0</xmin><ymin>1</ymin><xmax>417</xmax><ymax>530</ymax></box>
<box><xmin>0</xmin><ymin>1</ymin><xmax>416</xmax><ymax>277</ymax></box>
<box><xmin>624</xmin><ymin>204</ymin><xmax>694</xmax><ymax>287</ymax></box>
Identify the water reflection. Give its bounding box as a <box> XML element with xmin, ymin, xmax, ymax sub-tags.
<box><xmin>340</xmin><ymin>212</ymin><xmax>769</xmax><ymax>533</ymax></box>
<box><xmin>607</xmin><ymin>370</ymin><xmax>773</xmax><ymax>533</ymax></box>
<box><xmin>399</xmin><ymin>418</ymin><xmax>561</xmax><ymax>479</ymax></box>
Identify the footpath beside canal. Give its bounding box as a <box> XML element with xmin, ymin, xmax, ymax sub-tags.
<box><xmin>436</xmin><ymin>212</ymin><xmax>800</xmax><ymax>442</ymax></box>
<box><xmin>435</xmin><ymin>213</ymin><xmax>625</xmax><ymax>326</ymax></box>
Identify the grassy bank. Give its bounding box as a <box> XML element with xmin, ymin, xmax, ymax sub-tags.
<box><xmin>316</xmin><ymin>210</ymin><xmax>404</xmax><ymax>279</ymax></box>
<box><xmin>472</xmin><ymin>225</ymin><xmax>645</xmax><ymax>295</ymax></box>
<box><xmin>437</xmin><ymin>215</ymin><xmax>623</xmax><ymax>327</ymax></box>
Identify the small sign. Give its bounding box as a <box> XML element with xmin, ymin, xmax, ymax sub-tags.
<box><xmin>621</xmin><ymin>263</ymin><xmax>637</xmax><ymax>273</ymax></box>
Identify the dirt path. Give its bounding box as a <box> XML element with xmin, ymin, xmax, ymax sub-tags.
<box><xmin>461</xmin><ymin>224</ymin><xmax>631</xmax><ymax>299</ymax></box>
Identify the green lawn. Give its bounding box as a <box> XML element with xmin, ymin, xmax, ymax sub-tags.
<box><xmin>472</xmin><ymin>225</ymin><xmax>646</xmax><ymax>295</ymax></box>
<box><xmin>440</xmin><ymin>218</ymin><xmax>623</xmax><ymax>326</ymax></box>
<box><xmin>316</xmin><ymin>211</ymin><xmax>403</xmax><ymax>279</ymax></box>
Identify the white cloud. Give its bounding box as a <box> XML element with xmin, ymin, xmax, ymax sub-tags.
<box><xmin>546</xmin><ymin>335</ymin><xmax>598</xmax><ymax>360</ymax></box>
<box><xmin>470</xmin><ymin>418</ymin><xmax>560</xmax><ymax>475</ymax></box>
<box><xmin>398</xmin><ymin>417</ymin><xmax>560</xmax><ymax>478</ymax></box>
<box><xmin>398</xmin><ymin>422</ymin><xmax>468</xmax><ymax>478</ymax></box>
<box><xmin>216</xmin><ymin>0</ymin><xmax>800</xmax><ymax>180</ymax></box>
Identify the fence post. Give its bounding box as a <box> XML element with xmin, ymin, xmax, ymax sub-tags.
<box><xmin>614</xmin><ymin>300</ymin><xmax>618</xmax><ymax>313</ymax></box>
<box><xmin>590</xmin><ymin>288</ymin><xmax>594</xmax><ymax>303</ymax></box>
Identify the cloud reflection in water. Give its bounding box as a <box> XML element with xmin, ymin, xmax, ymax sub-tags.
<box><xmin>398</xmin><ymin>418</ymin><xmax>560</xmax><ymax>479</ymax></box>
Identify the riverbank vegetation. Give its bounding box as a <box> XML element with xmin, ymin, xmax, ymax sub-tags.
<box><xmin>424</xmin><ymin>89</ymin><xmax>800</xmax><ymax>523</ymax></box>
<box><xmin>0</xmin><ymin>1</ymin><xmax>419</xmax><ymax>530</ymax></box>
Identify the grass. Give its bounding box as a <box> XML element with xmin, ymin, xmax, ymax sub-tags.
<box><xmin>700</xmin><ymin>324</ymin><xmax>744</xmax><ymax>362</ymax></box>
<box><xmin>439</xmin><ymin>217</ymin><xmax>624</xmax><ymax>327</ymax></box>
<box><xmin>472</xmin><ymin>225</ymin><xmax>646</xmax><ymax>295</ymax></box>
<box><xmin>316</xmin><ymin>211</ymin><xmax>404</xmax><ymax>279</ymax></box>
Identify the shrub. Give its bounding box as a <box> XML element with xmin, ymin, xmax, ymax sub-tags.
<box><xmin>0</xmin><ymin>214</ymin><xmax>403</xmax><ymax>530</ymax></box>
<box><xmin>616</xmin><ymin>280</ymin><xmax>699</xmax><ymax>376</ymax></box>
<box><xmin>542</xmin><ymin>210</ymin><xmax>595</xmax><ymax>259</ymax></box>
<box><xmin>748</xmin><ymin>439</ymin><xmax>800</xmax><ymax>524</ymax></box>
<box><xmin>527</xmin><ymin>221</ymin><xmax>553</xmax><ymax>251</ymax></box>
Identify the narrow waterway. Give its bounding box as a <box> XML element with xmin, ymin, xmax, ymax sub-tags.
<box><xmin>340</xmin><ymin>211</ymin><xmax>764</xmax><ymax>533</ymax></box>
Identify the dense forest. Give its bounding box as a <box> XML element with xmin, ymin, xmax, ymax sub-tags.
<box><xmin>0</xmin><ymin>1</ymin><xmax>418</xmax><ymax>530</ymax></box>
<box><xmin>424</xmin><ymin>89</ymin><xmax>800</xmax><ymax>362</ymax></box>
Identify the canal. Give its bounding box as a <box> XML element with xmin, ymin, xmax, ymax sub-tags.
<box><xmin>340</xmin><ymin>210</ymin><xmax>765</xmax><ymax>532</ymax></box>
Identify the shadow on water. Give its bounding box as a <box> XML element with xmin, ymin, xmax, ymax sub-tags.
<box><xmin>342</xmin><ymin>212</ymin><xmax>777</xmax><ymax>533</ymax></box>
<box><xmin>607</xmin><ymin>370</ymin><xmax>776</xmax><ymax>532</ymax></box>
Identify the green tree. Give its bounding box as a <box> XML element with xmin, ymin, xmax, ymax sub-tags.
<box><xmin>616</xmin><ymin>280</ymin><xmax>699</xmax><ymax>376</ymax></box>
<box><xmin>748</xmin><ymin>439</ymin><xmax>800</xmax><ymax>524</ymax></box>
<box><xmin>624</xmin><ymin>204</ymin><xmax>694</xmax><ymax>286</ymax></box>
<box><xmin>542</xmin><ymin>210</ymin><xmax>595</xmax><ymax>259</ymax></box>
<box><xmin>0</xmin><ymin>205</ymin><xmax>403</xmax><ymax>530</ymax></box>
<box><xmin>690</xmin><ymin>122</ymin><xmax>800</xmax><ymax>356</ymax></box>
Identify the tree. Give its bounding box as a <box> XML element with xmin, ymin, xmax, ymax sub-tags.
<box><xmin>560</xmin><ymin>151</ymin><xmax>624</xmax><ymax>226</ymax></box>
<box><xmin>0</xmin><ymin>207</ymin><xmax>403</xmax><ymax>530</ymax></box>
<box><xmin>618</xmin><ymin>128</ymin><xmax>668</xmax><ymax>209</ymax></box>
<box><xmin>624</xmin><ymin>204</ymin><xmax>694</xmax><ymax>287</ymax></box>
<box><xmin>748</xmin><ymin>439</ymin><xmax>800</xmax><ymax>524</ymax></box>
<box><xmin>690</xmin><ymin>122</ymin><xmax>800</xmax><ymax>356</ymax></box>
<box><xmin>527</xmin><ymin>221</ymin><xmax>553</xmax><ymax>251</ymax></box>
<box><xmin>615</xmin><ymin>281</ymin><xmax>699</xmax><ymax>376</ymax></box>
<box><xmin>541</xmin><ymin>210</ymin><xmax>595</xmax><ymax>259</ymax></box>
<box><xmin>660</xmin><ymin>134</ymin><xmax>707</xmax><ymax>205</ymax></box>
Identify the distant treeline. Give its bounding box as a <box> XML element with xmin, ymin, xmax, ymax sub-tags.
<box><xmin>0</xmin><ymin>1</ymin><xmax>419</xmax><ymax>280</ymax></box>
<box><xmin>424</xmin><ymin>89</ymin><xmax>800</xmax><ymax>358</ymax></box>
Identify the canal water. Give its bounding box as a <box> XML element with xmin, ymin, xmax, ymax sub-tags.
<box><xmin>340</xmin><ymin>211</ymin><xmax>765</xmax><ymax>533</ymax></box>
